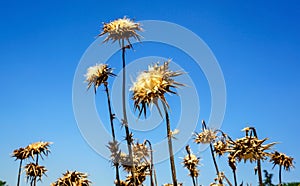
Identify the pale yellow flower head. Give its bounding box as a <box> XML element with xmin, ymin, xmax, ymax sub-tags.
<box><xmin>99</xmin><ymin>16</ymin><xmax>142</xmax><ymax>46</ymax></box>
<box><xmin>85</xmin><ymin>63</ymin><xmax>114</xmax><ymax>93</ymax></box>
<box><xmin>194</xmin><ymin>129</ymin><xmax>217</xmax><ymax>144</ymax></box>
<box><xmin>130</xmin><ymin>60</ymin><xmax>183</xmax><ymax>117</ymax></box>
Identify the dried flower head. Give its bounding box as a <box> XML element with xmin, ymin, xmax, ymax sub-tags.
<box><xmin>25</xmin><ymin>163</ymin><xmax>47</xmax><ymax>184</ymax></box>
<box><xmin>51</xmin><ymin>170</ymin><xmax>91</xmax><ymax>186</ymax></box>
<box><xmin>85</xmin><ymin>63</ymin><xmax>115</xmax><ymax>93</ymax></box>
<box><xmin>269</xmin><ymin>151</ymin><xmax>294</xmax><ymax>171</ymax></box>
<box><xmin>12</xmin><ymin>147</ymin><xmax>29</xmax><ymax>160</ymax></box>
<box><xmin>133</xmin><ymin>142</ymin><xmax>150</xmax><ymax>159</ymax></box>
<box><xmin>182</xmin><ymin>153</ymin><xmax>200</xmax><ymax>177</ymax></box>
<box><xmin>227</xmin><ymin>136</ymin><xmax>276</xmax><ymax>163</ymax></box>
<box><xmin>130</xmin><ymin>60</ymin><xmax>183</xmax><ymax>117</ymax></box>
<box><xmin>107</xmin><ymin>141</ymin><xmax>121</xmax><ymax>166</ymax></box>
<box><xmin>194</xmin><ymin>129</ymin><xmax>217</xmax><ymax>144</ymax></box>
<box><xmin>214</xmin><ymin>140</ymin><xmax>229</xmax><ymax>156</ymax></box>
<box><xmin>99</xmin><ymin>16</ymin><xmax>142</xmax><ymax>46</ymax></box>
<box><xmin>26</xmin><ymin>141</ymin><xmax>52</xmax><ymax>159</ymax></box>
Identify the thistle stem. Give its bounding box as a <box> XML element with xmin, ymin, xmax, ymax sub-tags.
<box><xmin>33</xmin><ymin>154</ymin><xmax>39</xmax><ymax>186</ymax></box>
<box><xmin>104</xmin><ymin>83</ymin><xmax>121</xmax><ymax>186</ymax></box>
<box><xmin>209</xmin><ymin>143</ymin><xmax>223</xmax><ymax>184</ymax></box>
<box><xmin>186</xmin><ymin>146</ymin><xmax>196</xmax><ymax>186</ymax></box>
<box><xmin>163</xmin><ymin>103</ymin><xmax>177</xmax><ymax>186</ymax></box>
<box><xmin>279</xmin><ymin>165</ymin><xmax>282</xmax><ymax>185</ymax></box>
<box><xmin>145</xmin><ymin>140</ymin><xmax>154</xmax><ymax>186</ymax></box>
<box><xmin>17</xmin><ymin>159</ymin><xmax>23</xmax><ymax>186</ymax></box>
<box><xmin>121</xmin><ymin>39</ymin><xmax>136</xmax><ymax>185</ymax></box>
<box><xmin>250</xmin><ymin>127</ymin><xmax>263</xmax><ymax>186</ymax></box>
<box><xmin>232</xmin><ymin>169</ymin><xmax>237</xmax><ymax>186</ymax></box>
<box><xmin>202</xmin><ymin>121</ymin><xmax>223</xmax><ymax>185</ymax></box>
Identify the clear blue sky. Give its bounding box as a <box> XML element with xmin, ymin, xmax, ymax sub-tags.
<box><xmin>1</xmin><ymin>0</ymin><xmax>300</xmax><ymax>185</ymax></box>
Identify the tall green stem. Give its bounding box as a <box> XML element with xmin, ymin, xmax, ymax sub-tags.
<box><xmin>17</xmin><ymin>159</ymin><xmax>23</xmax><ymax>186</ymax></box>
<box><xmin>121</xmin><ymin>40</ymin><xmax>136</xmax><ymax>185</ymax></box>
<box><xmin>163</xmin><ymin>103</ymin><xmax>177</xmax><ymax>186</ymax></box>
<box><xmin>104</xmin><ymin>83</ymin><xmax>120</xmax><ymax>186</ymax></box>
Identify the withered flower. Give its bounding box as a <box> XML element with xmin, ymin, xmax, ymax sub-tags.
<box><xmin>25</xmin><ymin>163</ymin><xmax>47</xmax><ymax>184</ymax></box>
<box><xmin>99</xmin><ymin>16</ymin><xmax>142</xmax><ymax>46</ymax></box>
<box><xmin>51</xmin><ymin>170</ymin><xmax>91</xmax><ymax>186</ymax></box>
<box><xmin>194</xmin><ymin>129</ymin><xmax>217</xmax><ymax>144</ymax></box>
<box><xmin>270</xmin><ymin>151</ymin><xmax>294</xmax><ymax>171</ymax></box>
<box><xmin>85</xmin><ymin>63</ymin><xmax>115</xmax><ymax>93</ymax></box>
<box><xmin>227</xmin><ymin>136</ymin><xmax>275</xmax><ymax>163</ymax></box>
<box><xmin>130</xmin><ymin>60</ymin><xmax>183</xmax><ymax>117</ymax></box>
<box><xmin>26</xmin><ymin>141</ymin><xmax>52</xmax><ymax>159</ymax></box>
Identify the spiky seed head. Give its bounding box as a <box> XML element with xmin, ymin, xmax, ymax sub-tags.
<box><xmin>213</xmin><ymin>140</ymin><xmax>229</xmax><ymax>156</ymax></box>
<box><xmin>269</xmin><ymin>151</ymin><xmax>294</xmax><ymax>171</ymax></box>
<box><xmin>51</xmin><ymin>170</ymin><xmax>91</xmax><ymax>186</ymax></box>
<box><xmin>99</xmin><ymin>16</ymin><xmax>143</xmax><ymax>46</ymax></box>
<box><xmin>25</xmin><ymin>163</ymin><xmax>47</xmax><ymax>184</ymax></box>
<box><xmin>182</xmin><ymin>153</ymin><xmax>200</xmax><ymax>178</ymax></box>
<box><xmin>130</xmin><ymin>60</ymin><xmax>183</xmax><ymax>117</ymax></box>
<box><xmin>194</xmin><ymin>129</ymin><xmax>217</xmax><ymax>144</ymax></box>
<box><xmin>85</xmin><ymin>63</ymin><xmax>114</xmax><ymax>93</ymax></box>
<box><xmin>26</xmin><ymin>141</ymin><xmax>52</xmax><ymax>159</ymax></box>
<box><xmin>227</xmin><ymin>136</ymin><xmax>276</xmax><ymax>163</ymax></box>
<box><xmin>12</xmin><ymin>147</ymin><xmax>29</xmax><ymax>160</ymax></box>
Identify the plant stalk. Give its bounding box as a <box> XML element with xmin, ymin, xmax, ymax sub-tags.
<box><xmin>250</xmin><ymin>127</ymin><xmax>263</xmax><ymax>186</ymax></box>
<box><xmin>104</xmin><ymin>83</ymin><xmax>121</xmax><ymax>186</ymax></box>
<box><xmin>233</xmin><ymin>169</ymin><xmax>237</xmax><ymax>186</ymax></box>
<box><xmin>33</xmin><ymin>154</ymin><xmax>39</xmax><ymax>186</ymax></box>
<box><xmin>279</xmin><ymin>165</ymin><xmax>282</xmax><ymax>185</ymax></box>
<box><xmin>145</xmin><ymin>140</ymin><xmax>154</xmax><ymax>186</ymax></box>
<box><xmin>163</xmin><ymin>103</ymin><xmax>177</xmax><ymax>186</ymax></box>
<box><xmin>121</xmin><ymin>39</ymin><xmax>136</xmax><ymax>185</ymax></box>
<box><xmin>17</xmin><ymin>159</ymin><xmax>23</xmax><ymax>186</ymax></box>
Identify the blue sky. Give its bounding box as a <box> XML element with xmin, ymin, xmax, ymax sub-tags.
<box><xmin>1</xmin><ymin>0</ymin><xmax>300</xmax><ymax>185</ymax></box>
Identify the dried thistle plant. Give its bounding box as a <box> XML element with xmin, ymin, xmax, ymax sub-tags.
<box><xmin>26</xmin><ymin>141</ymin><xmax>52</xmax><ymax>160</ymax></box>
<box><xmin>100</xmin><ymin>17</ymin><xmax>143</xmax><ymax>186</ymax></box>
<box><xmin>99</xmin><ymin>16</ymin><xmax>142</xmax><ymax>46</ymax></box>
<box><xmin>24</xmin><ymin>163</ymin><xmax>47</xmax><ymax>185</ymax></box>
<box><xmin>269</xmin><ymin>151</ymin><xmax>294</xmax><ymax>184</ymax></box>
<box><xmin>194</xmin><ymin>129</ymin><xmax>217</xmax><ymax>144</ymax></box>
<box><xmin>213</xmin><ymin>140</ymin><xmax>229</xmax><ymax>157</ymax></box>
<box><xmin>51</xmin><ymin>170</ymin><xmax>91</xmax><ymax>186</ymax></box>
<box><xmin>182</xmin><ymin>145</ymin><xmax>200</xmax><ymax>186</ymax></box>
<box><xmin>85</xmin><ymin>63</ymin><xmax>115</xmax><ymax>93</ymax></box>
<box><xmin>131</xmin><ymin>60</ymin><xmax>183</xmax><ymax>186</ymax></box>
<box><xmin>130</xmin><ymin>60</ymin><xmax>183</xmax><ymax>117</ymax></box>
<box><xmin>12</xmin><ymin>147</ymin><xmax>30</xmax><ymax>186</ymax></box>
<box><xmin>227</xmin><ymin>136</ymin><xmax>275</xmax><ymax>163</ymax></box>
<box><xmin>119</xmin><ymin>142</ymin><xmax>152</xmax><ymax>186</ymax></box>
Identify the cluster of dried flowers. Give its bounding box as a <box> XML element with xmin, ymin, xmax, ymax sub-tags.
<box><xmin>10</xmin><ymin>16</ymin><xmax>295</xmax><ymax>186</ymax></box>
<box><xmin>12</xmin><ymin>141</ymin><xmax>52</xmax><ymax>186</ymax></box>
<box><xmin>189</xmin><ymin>124</ymin><xmax>295</xmax><ymax>186</ymax></box>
